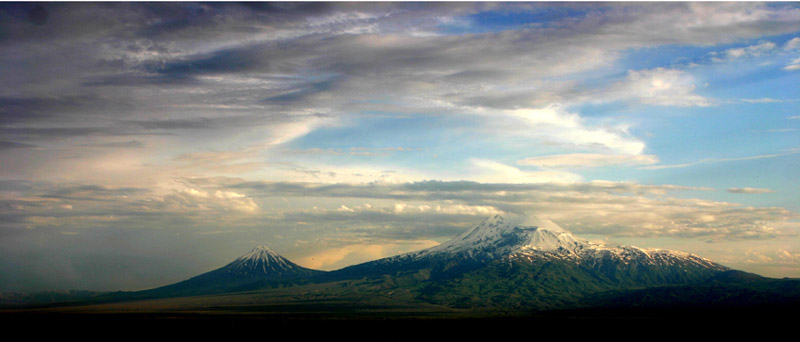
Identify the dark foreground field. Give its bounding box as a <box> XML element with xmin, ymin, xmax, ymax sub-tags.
<box><xmin>3</xmin><ymin>297</ymin><xmax>797</xmax><ymax>338</ymax></box>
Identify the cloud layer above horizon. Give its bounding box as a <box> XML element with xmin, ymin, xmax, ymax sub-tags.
<box><xmin>1</xmin><ymin>2</ymin><xmax>799</xmax><ymax>291</ymax></box>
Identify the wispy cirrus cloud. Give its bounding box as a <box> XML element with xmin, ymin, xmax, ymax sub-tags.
<box><xmin>727</xmin><ymin>187</ymin><xmax>775</xmax><ymax>194</ymax></box>
<box><xmin>640</xmin><ymin>150</ymin><xmax>800</xmax><ymax>170</ymax></box>
<box><xmin>517</xmin><ymin>153</ymin><xmax>659</xmax><ymax>169</ymax></box>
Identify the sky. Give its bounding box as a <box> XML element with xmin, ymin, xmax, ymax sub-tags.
<box><xmin>1</xmin><ymin>2</ymin><xmax>799</xmax><ymax>292</ymax></box>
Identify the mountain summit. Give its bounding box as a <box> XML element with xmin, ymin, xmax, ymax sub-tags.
<box><xmin>224</xmin><ymin>245</ymin><xmax>316</xmax><ymax>278</ymax></box>
<box><xmin>420</xmin><ymin>215</ymin><xmax>589</xmax><ymax>257</ymax></box>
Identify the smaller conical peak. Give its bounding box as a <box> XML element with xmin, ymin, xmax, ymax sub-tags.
<box><xmin>219</xmin><ymin>245</ymin><xmax>320</xmax><ymax>278</ymax></box>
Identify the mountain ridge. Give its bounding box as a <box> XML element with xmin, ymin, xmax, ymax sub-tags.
<box><xmin>13</xmin><ymin>215</ymin><xmax>740</xmax><ymax>310</ymax></box>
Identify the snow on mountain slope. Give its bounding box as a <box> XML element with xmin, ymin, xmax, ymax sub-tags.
<box><xmin>404</xmin><ymin>215</ymin><xmax>727</xmax><ymax>271</ymax></box>
<box><xmin>421</xmin><ymin>215</ymin><xmax>589</xmax><ymax>256</ymax></box>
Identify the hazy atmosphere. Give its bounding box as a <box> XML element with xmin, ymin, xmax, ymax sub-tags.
<box><xmin>1</xmin><ymin>2</ymin><xmax>799</xmax><ymax>292</ymax></box>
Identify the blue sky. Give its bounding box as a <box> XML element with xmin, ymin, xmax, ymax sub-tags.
<box><xmin>1</xmin><ymin>2</ymin><xmax>799</xmax><ymax>292</ymax></box>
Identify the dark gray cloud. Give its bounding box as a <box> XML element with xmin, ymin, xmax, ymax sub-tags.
<box><xmin>0</xmin><ymin>180</ymin><xmax>34</xmax><ymax>191</ymax></box>
<box><xmin>79</xmin><ymin>140</ymin><xmax>145</xmax><ymax>149</ymax></box>
<box><xmin>39</xmin><ymin>184</ymin><xmax>147</xmax><ymax>201</ymax></box>
<box><xmin>81</xmin><ymin>73</ymin><xmax>199</xmax><ymax>87</ymax></box>
<box><xmin>0</xmin><ymin>95</ymin><xmax>111</xmax><ymax>125</ymax></box>
<box><xmin>150</xmin><ymin>45</ymin><xmax>270</xmax><ymax>77</ymax></box>
<box><xmin>262</xmin><ymin>77</ymin><xmax>342</xmax><ymax>104</ymax></box>
<box><xmin>126</xmin><ymin>113</ymin><xmax>302</xmax><ymax>131</ymax></box>
<box><xmin>0</xmin><ymin>140</ymin><xmax>37</xmax><ymax>150</ymax></box>
<box><xmin>3</xmin><ymin>2</ymin><xmax>799</xmax><ymax>148</ymax></box>
<box><xmin>2</xmin><ymin>126</ymin><xmax>139</xmax><ymax>141</ymax></box>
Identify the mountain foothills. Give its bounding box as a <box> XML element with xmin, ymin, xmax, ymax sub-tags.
<box><xmin>4</xmin><ymin>216</ymin><xmax>800</xmax><ymax>313</ymax></box>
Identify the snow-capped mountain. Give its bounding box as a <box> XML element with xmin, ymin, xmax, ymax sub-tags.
<box><xmin>139</xmin><ymin>245</ymin><xmax>323</xmax><ymax>298</ymax></box>
<box><xmin>183</xmin><ymin>245</ymin><xmax>322</xmax><ymax>281</ymax></box>
<box><xmin>413</xmin><ymin>215</ymin><xmax>726</xmax><ymax>271</ymax></box>
<box><xmin>418</xmin><ymin>215</ymin><xmax>591</xmax><ymax>257</ymax></box>
<box><xmin>222</xmin><ymin>245</ymin><xmax>320</xmax><ymax>279</ymax></box>
<box><xmin>330</xmin><ymin>215</ymin><xmax>728</xmax><ymax>288</ymax></box>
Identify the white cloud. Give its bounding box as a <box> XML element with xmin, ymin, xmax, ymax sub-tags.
<box><xmin>784</xmin><ymin>64</ymin><xmax>800</xmax><ymax>71</ymax></box>
<box><xmin>265</xmin><ymin>115</ymin><xmax>330</xmax><ymax>146</ymax></box>
<box><xmin>468</xmin><ymin>159</ymin><xmax>583</xmax><ymax>184</ymax></box>
<box><xmin>739</xmin><ymin>98</ymin><xmax>785</xmax><ymax>104</ymax></box>
<box><xmin>326</xmin><ymin>202</ymin><xmax>503</xmax><ymax>217</ymax></box>
<box><xmin>164</xmin><ymin>186</ymin><xmax>259</xmax><ymax>213</ymax></box>
<box><xmin>711</xmin><ymin>41</ymin><xmax>778</xmax><ymax>63</ymax></box>
<box><xmin>517</xmin><ymin>153</ymin><xmax>659</xmax><ymax>168</ymax></box>
<box><xmin>599</xmin><ymin>68</ymin><xmax>710</xmax><ymax>107</ymax></box>
<box><xmin>710</xmin><ymin>243</ymin><xmax>800</xmax><ymax>278</ymax></box>
<box><xmin>182</xmin><ymin>188</ymin><xmax>210</xmax><ymax>198</ymax></box>
<box><xmin>785</xmin><ymin>37</ymin><xmax>800</xmax><ymax>50</ymax></box>
<box><xmin>731</xmin><ymin>41</ymin><xmax>776</xmax><ymax>58</ymax></box>
<box><xmin>502</xmin><ymin>106</ymin><xmax>646</xmax><ymax>155</ymax></box>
